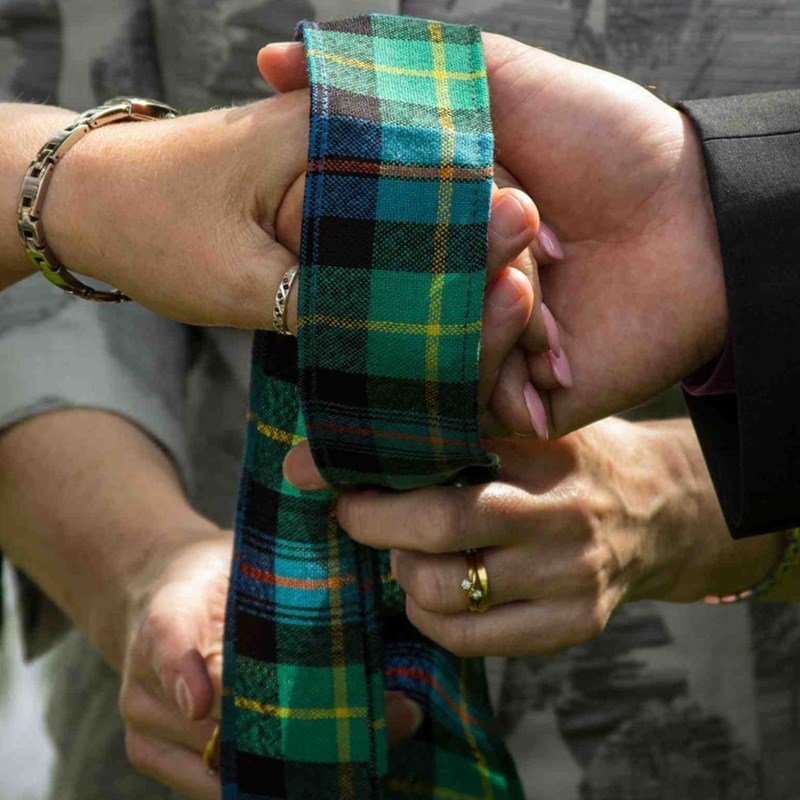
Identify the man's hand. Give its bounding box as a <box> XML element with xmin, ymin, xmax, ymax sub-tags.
<box><xmin>259</xmin><ymin>36</ymin><xmax>727</xmax><ymax>435</ymax></box>
<box><xmin>283</xmin><ymin>417</ymin><xmax>793</xmax><ymax>658</ymax></box>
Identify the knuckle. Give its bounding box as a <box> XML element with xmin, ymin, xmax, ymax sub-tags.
<box><xmin>569</xmin><ymin>493</ymin><xmax>594</xmax><ymax>527</ymax></box>
<box><xmin>409</xmin><ymin>562</ymin><xmax>452</xmax><ymax>612</ymax></box>
<box><xmin>419</xmin><ymin>493</ymin><xmax>463</xmax><ymax>553</ymax></box>
<box><xmin>574</xmin><ymin>543</ymin><xmax>609</xmax><ymax>590</ymax></box>
<box><xmin>335</xmin><ymin>493</ymin><xmax>360</xmax><ymax>537</ymax></box>
<box><xmin>124</xmin><ymin>730</ymin><xmax>149</xmax><ymax>771</ymax></box>
<box><xmin>440</xmin><ymin>617</ymin><xmax>478</xmax><ymax>658</ymax></box>
<box><xmin>118</xmin><ymin>684</ymin><xmax>136</xmax><ymax>722</ymax></box>
<box><xmin>579</xmin><ymin>601</ymin><xmax>608</xmax><ymax>641</ymax></box>
<box><xmin>140</xmin><ymin>607</ymin><xmax>172</xmax><ymax>645</ymax></box>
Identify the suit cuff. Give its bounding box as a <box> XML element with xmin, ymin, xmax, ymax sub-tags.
<box><xmin>678</xmin><ymin>91</ymin><xmax>800</xmax><ymax>538</ymax></box>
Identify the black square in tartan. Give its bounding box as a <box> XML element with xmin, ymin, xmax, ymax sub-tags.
<box><xmin>316</xmin><ymin>217</ymin><xmax>377</xmax><ymax>270</ymax></box>
<box><xmin>307</xmin><ymin>368</ymin><xmax>370</xmax><ymax>408</ymax></box>
<box><xmin>365</xmin><ymin>375</ymin><xmax>427</xmax><ymax>417</ymax></box>
<box><xmin>237</xmin><ymin>752</ymin><xmax>288</xmax><ymax>796</ymax></box>
<box><xmin>373</xmin><ymin>221</ymin><xmax>436</xmax><ymax>274</ymax></box>
<box><xmin>445</xmin><ymin>222</ymin><xmax>490</xmax><ymax>272</ymax></box>
<box><xmin>275</xmin><ymin>617</ymin><xmax>376</xmax><ymax>668</ymax></box>
<box><xmin>322</xmin><ymin>440</ymin><xmax>382</xmax><ymax>476</ymax></box>
<box><xmin>436</xmin><ymin>380</ymin><xmax>480</xmax><ymax>418</ymax></box>
<box><xmin>286</xmin><ymin>761</ymin><xmax>377</xmax><ymax>798</ymax></box>
<box><xmin>236</xmin><ymin>607</ymin><xmax>278</xmax><ymax>662</ymax></box>
<box><xmin>255</xmin><ymin>333</ymin><xmax>298</xmax><ymax>382</ymax></box>
<box><xmin>239</xmin><ymin>479</ymin><xmax>281</xmax><ymax>533</ymax></box>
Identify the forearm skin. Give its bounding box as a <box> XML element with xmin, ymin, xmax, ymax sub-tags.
<box><xmin>0</xmin><ymin>408</ymin><xmax>219</xmax><ymax>669</ymax></box>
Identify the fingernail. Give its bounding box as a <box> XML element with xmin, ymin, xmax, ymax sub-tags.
<box><xmin>548</xmin><ymin>349</ymin><xmax>574</xmax><ymax>388</ymax></box>
<box><xmin>175</xmin><ymin>676</ymin><xmax>194</xmax><ymax>720</ymax></box>
<box><xmin>403</xmin><ymin>698</ymin><xmax>425</xmax><ymax>736</ymax></box>
<box><xmin>541</xmin><ymin>303</ymin><xmax>561</xmax><ymax>356</ymax></box>
<box><xmin>490</xmin><ymin>194</ymin><xmax>529</xmax><ymax>240</ymax></box>
<box><xmin>488</xmin><ymin>273</ymin><xmax>523</xmax><ymax>310</ymax></box>
<box><xmin>523</xmin><ymin>383</ymin><xmax>549</xmax><ymax>440</ymax></box>
<box><xmin>538</xmin><ymin>222</ymin><xmax>565</xmax><ymax>260</ymax></box>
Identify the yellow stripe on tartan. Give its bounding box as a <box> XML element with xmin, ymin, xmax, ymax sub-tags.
<box><xmin>386</xmin><ymin>781</ymin><xmax>486</xmax><ymax>800</ymax></box>
<box><xmin>249</xmin><ymin>413</ymin><xmax>305</xmax><ymax>446</ymax></box>
<box><xmin>235</xmin><ymin>696</ymin><xmax>380</xmax><ymax>721</ymax></box>
<box><xmin>307</xmin><ymin>49</ymin><xmax>486</xmax><ymax>81</ymax></box>
<box><xmin>297</xmin><ymin>316</ymin><xmax>481</xmax><ymax>336</ymax></box>
<box><xmin>457</xmin><ymin>660</ymin><xmax>494</xmax><ymax>800</ymax></box>
<box><xmin>424</xmin><ymin>21</ymin><xmax>456</xmax><ymax>461</ymax></box>
<box><xmin>322</xmin><ymin>509</ymin><xmax>355</xmax><ymax>800</ymax></box>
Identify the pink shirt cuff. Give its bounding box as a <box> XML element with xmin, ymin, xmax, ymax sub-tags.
<box><xmin>683</xmin><ymin>335</ymin><xmax>735</xmax><ymax>396</ymax></box>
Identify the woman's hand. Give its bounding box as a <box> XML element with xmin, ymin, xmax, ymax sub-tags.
<box><xmin>283</xmin><ymin>417</ymin><xmax>787</xmax><ymax>657</ymax></box>
<box><xmin>119</xmin><ymin>530</ymin><xmax>425</xmax><ymax>800</ymax></box>
<box><xmin>4</xmin><ymin>96</ymin><xmax>310</xmax><ymax>329</ymax></box>
<box><xmin>119</xmin><ymin>534</ymin><xmax>228</xmax><ymax>800</ymax></box>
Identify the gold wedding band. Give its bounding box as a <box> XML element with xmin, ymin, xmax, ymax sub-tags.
<box><xmin>203</xmin><ymin>724</ymin><xmax>221</xmax><ymax>775</ymax></box>
<box><xmin>461</xmin><ymin>548</ymin><xmax>490</xmax><ymax>612</ymax></box>
<box><xmin>273</xmin><ymin>265</ymin><xmax>298</xmax><ymax>335</ymax></box>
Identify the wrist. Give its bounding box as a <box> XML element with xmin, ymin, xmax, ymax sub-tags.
<box><xmin>42</xmin><ymin>120</ymin><xmax>130</xmax><ymax>284</ymax></box>
<box><xmin>93</xmin><ymin>512</ymin><xmax>224</xmax><ymax>671</ymax></box>
<box><xmin>632</xmin><ymin>419</ymin><xmax>783</xmax><ymax>603</ymax></box>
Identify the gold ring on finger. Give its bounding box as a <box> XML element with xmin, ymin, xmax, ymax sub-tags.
<box><xmin>203</xmin><ymin>724</ymin><xmax>221</xmax><ymax>775</ymax></box>
<box><xmin>461</xmin><ymin>548</ymin><xmax>490</xmax><ymax>613</ymax></box>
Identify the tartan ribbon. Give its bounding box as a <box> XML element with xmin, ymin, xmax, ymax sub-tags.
<box><xmin>222</xmin><ymin>14</ymin><xmax>523</xmax><ymax>800</ymax></box>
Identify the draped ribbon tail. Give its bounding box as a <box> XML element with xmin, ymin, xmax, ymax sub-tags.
<box><xmin>222</xmin><ymin>13</ymin><xmax>523</xmax><ymax>800</ymax></box>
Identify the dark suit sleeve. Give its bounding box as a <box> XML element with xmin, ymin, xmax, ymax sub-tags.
<box><xmin>677</xmin><ymin>91</ymin><xmax>800</xmax><ymax>539</ymax></box>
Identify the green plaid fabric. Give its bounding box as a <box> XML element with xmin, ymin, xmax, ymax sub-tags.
<box><xmin>221</xmin><ymin>14</ymin><xmax>522</xmax><ymax>800</ymax></box>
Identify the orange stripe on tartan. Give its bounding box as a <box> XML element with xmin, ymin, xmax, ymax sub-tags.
<box><xmin>384</xmin><ymin>666</ymin><xmax>485</xmax><ymax>729</ymax></box>
<box><xmin>239</xmin><ymin>560</ymin><xmax>375</xmax><ymax>592</ymax></box>
<box><xmin>306</xmin><ymin>159</ymin><xmax>492</xmax><ymax>182</ymax></box>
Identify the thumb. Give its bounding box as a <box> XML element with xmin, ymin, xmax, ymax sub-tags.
<box><xmin>144</xmin><ymin>612</ymin><xmax>215</xmax><ymax>722</ymax></box>
<box><xmin>384</xmin><ymin>691</ymin><xmax>424</xmax><ymax>748</ymax></box>
<box><xmin>258</xmin><ymin>42</ymin><xmax>309</xmax><ymax>92</ymax></box>
<box><xmin>172</xmin><ymin>648</ymin><xmax>216</xmax><ymax>722</ymax></box>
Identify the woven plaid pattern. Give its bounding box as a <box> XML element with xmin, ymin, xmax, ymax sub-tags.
<box><xmin>222</xmin><ymin>14</ymin><xmax>522</xmax><ymax>800</ymax></box>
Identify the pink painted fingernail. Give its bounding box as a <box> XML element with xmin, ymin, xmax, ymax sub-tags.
<box><xmin>548</xmin><ymin>349</ymin><xmax>574</xmax><ymax>388</ymax></box>
<box><xmin>541</xmin><ymin>303</ymin><xmax>561</xmax><ymax>356</ymax></box>
<box><xmin>538</xmin><ymin>222</ymin><xmax>565</xmax><ymax>260</ymax></box>
<box><xmin>523</xmin><ymin>383</ymin><xmax>549</xmax><ymax>440</ymax></box>
<box><xmin>175</xmin><ymin>676</ymin><xmax>194</xmax><ymax>720</ymax></box>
